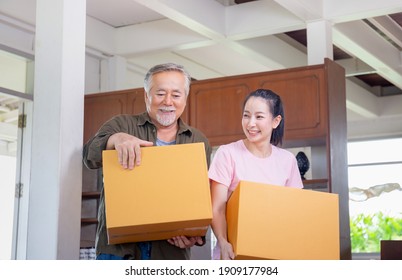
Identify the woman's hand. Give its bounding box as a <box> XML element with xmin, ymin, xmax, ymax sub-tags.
<box><xmin>219</xmin><ymin>239</ymin><xmax>235</xmax><ymax>260</ymax></box>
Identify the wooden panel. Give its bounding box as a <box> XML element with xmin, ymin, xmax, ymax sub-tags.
<box><xmin>190</xmin><ymin>67</ymin><xmax>327</xmax><ymax>146</ymax></box>
<box><xmin>80</xmin><ymin>223</ymin><xmax>97</xmax><ymax>248</ymax></box>
<box><xmin>190</xmin><ymin>81</ymin><xmax>252</xmax><ymax>146</ymax></box>
<box><xmin>258</xmin><ymin>69</ymin><xmax>327</xmax><ymax>141</ymax></box>
<box><xmin>324</xmin><ymin>58</ymin><xmax>350</xmax><ymax>260</ymax></box>
<box><xmin>83</xmin><ymin>92</ymin><xmax>128</xmax><ymax>144</ymax></box>
<box><xmin>82</xmin><ymin>165</ymin><xmax>100</xmax><ymax>193</ymax></box>
<box><xmin>126</xmin><ymin>89</ymin><xmax>146</xmax><ymax>114</ymax></box>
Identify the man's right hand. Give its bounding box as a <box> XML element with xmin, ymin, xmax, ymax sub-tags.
<box><xmin>106</xmin><ymin>132</ymin><xmax>153</xmax><ymax>169</ymax></box>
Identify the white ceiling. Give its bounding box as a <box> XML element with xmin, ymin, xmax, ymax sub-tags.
<box><xmin>82</xmin><ymin>0</ymin><xmax>402</xmax><ymax>86</ymax></box>
<box><xmin>1</xmin><ymin>0</ymin><xmax>402</xmax><ymax>154</ymax></box>
<box><xmin>1</xmin><ymin>0</ymin><xmax>402</xmax><ymax>82</ymax></box>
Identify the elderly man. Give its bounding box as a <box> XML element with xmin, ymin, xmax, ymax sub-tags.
<box><xmin>83</xmin><ymin>63</ymin><xmax>211</xmax><ymax>260</ymax></box>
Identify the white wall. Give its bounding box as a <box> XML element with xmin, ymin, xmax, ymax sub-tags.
<box><xmin>84</xmin><ymin>55</ymin><xmax>101</xmax><ymax>94</ymax></box>
<box><xmin>84</xmin><ymin>55</ymin><xmax>146</xmax><ymax>94</ymax></box>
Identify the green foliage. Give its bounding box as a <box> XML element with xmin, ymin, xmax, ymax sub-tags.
<box><xmin>350</xmin><ymin>212</ymin><xmax>402</xmax><ymax>252</ymax></box>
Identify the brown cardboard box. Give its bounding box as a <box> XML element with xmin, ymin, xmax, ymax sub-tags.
<box><xmin>102</xmin><ymin>142</ymin><xmax>212</xmax><ymax>244</ymax></box>
<box><xmin>227</xmin><ymin>181</ymin><xmax>340</xmax><ymax>260</ymax></box>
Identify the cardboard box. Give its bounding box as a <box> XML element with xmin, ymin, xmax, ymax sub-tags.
<box><xmin>227</xmin><ymin>181</ymin><xmax>340</xmax><ymax>260</ymax></box>
<box><xmin>102</xmin><ymin>142</ymin><xmax>212</xmax><ymax>244</ymax></box>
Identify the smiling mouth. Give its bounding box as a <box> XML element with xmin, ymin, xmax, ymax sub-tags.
<box><xmin>247</xmin><ymin>131</ymin><xmax>261</xmax><ymax>137</ymax></box>
<box><xmin>159</xmin><ymin>108</ymin><xmax>175</xmax><ymax>113</ymax></box>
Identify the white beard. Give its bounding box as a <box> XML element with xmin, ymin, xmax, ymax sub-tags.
<box><xmin>156</xmin><ymin>107</ymin><xmax>176</xmax><ymax>126</ymax></box>
<box><xmin>156</xmin><ymin>114</ymin><xmax>176</xmax><ymax>126</ymax></box>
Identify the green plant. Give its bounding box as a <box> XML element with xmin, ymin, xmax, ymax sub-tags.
<box><xmin>350</xmin><ymin>212</ymin><xmax>402</xmax><ymax>253</ymax></box>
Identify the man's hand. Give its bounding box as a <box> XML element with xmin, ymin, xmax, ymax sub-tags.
<box><xmin>167</xmin><ymin>236</ymin><xmax>204</xmax><ymax>249</ymax></box>
<box><xmin>107</xmin><ymin>132</ymin><xmax>153</xmax><ymax>169</ymax></box>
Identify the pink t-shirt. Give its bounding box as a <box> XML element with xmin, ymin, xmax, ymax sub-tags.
<box><xmin>209</xmin><ymin>139</ymin><xmax>304</xmax><ymax>198</ymax></box>
<box><xmin>208</xmin><ymin>140</ymin><xmax>303</xmax><ymax>259</ymax></box>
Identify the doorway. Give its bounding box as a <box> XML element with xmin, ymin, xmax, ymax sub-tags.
<box><xmin>0</xmin><ymin>92</ymin><xmax>18</xmax><ymax>259</ymax></box>
<box><xmin>0</xmin><ymin>48</ymin><xmax>33</xmax><ymax>259</ymax></box>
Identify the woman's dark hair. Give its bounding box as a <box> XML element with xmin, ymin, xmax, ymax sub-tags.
<box><xmin>242</xmin><ymin>89</ymin><xmax>285</xmax><ymax>146</ymax></box>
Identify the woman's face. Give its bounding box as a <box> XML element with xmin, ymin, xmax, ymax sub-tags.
<box><xmin>242</xmin><ymin>96</ymin><xmax>281</xmax><ymax>144</ymax></box>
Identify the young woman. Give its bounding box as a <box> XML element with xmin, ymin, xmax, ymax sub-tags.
<box><xmin>208</xmin><ymin>88</ymin><xmax>304</xmax><ymax>260</ymax></box>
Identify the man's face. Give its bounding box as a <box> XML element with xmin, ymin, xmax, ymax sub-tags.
<box><xmin>145</xmin><ymin>71</ymin><xmax>187</xmax><ymax>128</ymax></box>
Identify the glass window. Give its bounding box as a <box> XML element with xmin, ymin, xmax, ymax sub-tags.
<box><xmin>348</xmin><ymin>138</ymin><xmax>402</xmax><ymax>255</ymax></box>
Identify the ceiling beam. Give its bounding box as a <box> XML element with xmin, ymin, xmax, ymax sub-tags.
<box><xmin>273</xmin><ymin>0</ymin><xmax>402</xmax><ymax>24</ymax></box>
<box><xmin>132</xmin><ymin>0</ymin><xmax>226</xmax><ymax>40</ymax></box>
<box><xmin>115</xmin><ymin>0</ymin><xmax>307</xmax><ymax>71</ymax></box>
<box><xmin>346</xmin><ymin>79</ymin><xmax>380</xmax><ymax>119</ymax></box>
<box><xmin>115</xmin><ymin>18</ymin><xmax>210</xmax><ymax>56</ymax></box>
<box><xmin>368</xmin><ymin>15</ymin><xmax>402</xmax><ymax>49</ymax></box>
<box><xmin>232</xmin><ymin>35</ymin><xmax>306</xmax><ymax>69</ymax></box>
<box><xmin>273</xmin><ymin>0</ymin><xmax>324</xmax><ymax>22</ymax></box>
<box><xmin>225</xmin><ymin>1</ymin><xmax>305</xmax><ymax>40</ymax></box>
<box><xmin>335</xmin><ymin>58</ymin><xmax>376</xmax><ymax>77</ymax></box>
<box><xmin>333</xmin><ymin>20</ymin><xmax>402</xmax><ymax>90</ymax></box>
<box><xmin>325</xmin><ymin>0</ymin><xmax>402</xmax><ymax>23</ymax></box>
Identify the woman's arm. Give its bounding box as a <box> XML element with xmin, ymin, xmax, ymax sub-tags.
<box><xmin>210</xmin><ymin>180</ymin><xmax>235</xmax><ymax>260</ymax></box>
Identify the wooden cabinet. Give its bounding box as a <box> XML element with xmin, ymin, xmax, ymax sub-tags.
<box><xmin>81</xmin><ymin>59</ymin><xmax>351</xmax><ymax>259</ymax></box>
<box><xmin>189</xmin><ymin>79</ymin><xmax>251</xmax><ymax>145</ymax></box>
<box><xmin>259</xmin><ymin>69</ymin><xmax>328</xmax><ymax>142</ymax></box>
<box><xmin>189</xmin><ymin>64</ymin><xmax>328</xmax><ymax>146</ymax></box>
<box><xmin>83</xmin><ymin>89</ymin><xmax>146</xmax><ymax>144</ymax></box>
